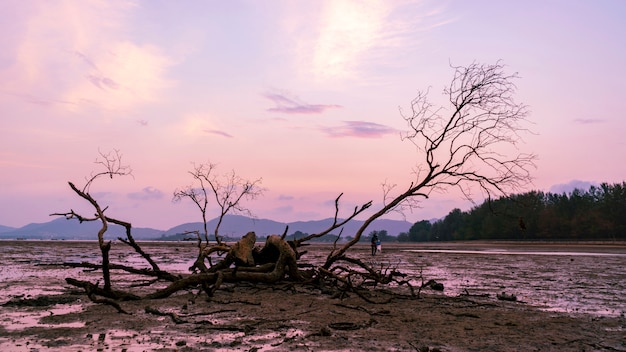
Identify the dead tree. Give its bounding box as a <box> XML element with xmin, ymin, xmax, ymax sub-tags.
<box><xmin>51</xmin><ymin>150</ymin><xmax>132</xmax><ymax>291</ymax></box>
<box><xmin>323</xmin><ymin>61</ymin><xmax>535</xmax><ymax>269</ymax></box>
<box><xmin>172</xmin><ymin>162</ymin><xmax>264</xmax><ymax>272</ymax></box>
<box><xmin>56</xmin><ymin>61</ymin><xmax>535</xmax><ymax>309</ymax></box>
<box><xmin>52</xmin><ymin>150</ymin><xmax>180</xmax><ymax>295</ymax></box>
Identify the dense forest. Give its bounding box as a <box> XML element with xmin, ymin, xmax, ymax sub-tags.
<box><xmin>395</xmin><ymin>182</ymin><xmax>626</xmax><ymax>242</ymax></box>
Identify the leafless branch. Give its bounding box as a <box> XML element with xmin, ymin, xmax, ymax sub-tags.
<box><xmin>324</xmin><ymin>61</ymin><xmax>536</xmax><ymax>267</ymax></box>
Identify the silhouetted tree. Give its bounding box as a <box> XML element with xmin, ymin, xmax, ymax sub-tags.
<box><xmin>172</xmin><ymin>162</ymin><xmax>264</xmax><ymax>272</ymax></box>
<box><xmin>408</xmin><ymin>220</ymin><xmax>432</xmax><ymax>242</ymax></box>
<box><xmin>173</xmin><ymin>162</ymin><xmax>264</xmax><ymax>245</ymax></box>
<box><xmin>414</xmin><ymin>183</ymin><xmax>626</xmax><ymax>241</ymax></box>
<box><xmin>325</xmin><ymin>61</ymin><xmax>535</xmax><ymax>265</ymax></box>
<box><xmin>51</xmin><ymin>150</ymin><xmax>133</xmax><ymax>291</ymax></box>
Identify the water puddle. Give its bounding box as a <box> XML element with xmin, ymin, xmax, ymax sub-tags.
<box><xmin>2</xmin><ymin>304</ymin><xmax>85</xmax><ymax>331</ymax></box>
<box><xmin>401</xmin><ymin>249</ymin><xmax>626</xmax><ymax>317</ymax></box>
<box><xmin>405</xmin><ymin>249</ymin><xmax>626</xmax><ymax>257</ymax></box>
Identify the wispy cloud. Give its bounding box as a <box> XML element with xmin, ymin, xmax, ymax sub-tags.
<box><xmin>1</xmin><ymin>91</ymin><xmax>78</xmax><ymax>108</ymax></box>
<box><xmin>179</xmin><ymin>113</ymin><xmax>232</xmax><ymax>138</ymax></box>
<box><xmin>2</xmin><ymin>1</ymin><xmax>173</xmax><ymax>114</ymax></box>
<box><xmin>288</xmin><ymin>0</ymin><xmax>455</xmax><ymax>83</ymax></box>
<box><xmin>204</xmin><ymin>129</ymin><xmax>233</xmax><ymax>138</ymax></box>
<box><xmin>273</xmin><ymin>205</ymin><xmax>294</xmax><ymax>214</ymax></box>
<box><xmin>263</xmin><ymin>92</ymin><xmax>341</xmax><ymax>114</ymax></box>
<box><xmin>549</xmin><ymin>180</ymin><xmax>597</xmax><ymax>194</ymax></box>
<box><xmin>574</xmin><ymin>118</ymin><xmax>605</xmax><ymax>124</ymax></box>
<box><xmin>311</xmin><ymin>0</ymin><xmax>388</xmax><ymax>81</ymax></box>
<box><xmin>321</xmin><ymin>120</ymin><xmax>397</xmax><ymax>138</ymax></box>
<box><xmin>87</xmin><ymin>74</ymin><xmax>120</xmax><ymax>90</ymax></box>
<box><xmin>128</xmin><ymin>186</ymin><xmax>164</xmax><ymax>201</ymax></box>
<box><xmin>64</xmin><ymin>41</ymin><xmax>173</xmax><ymax>111</ymax></box>
<box><xmin>73</xmin><ymin>50</ymin><xmax>99</xmax><ymax>70</ymax></box>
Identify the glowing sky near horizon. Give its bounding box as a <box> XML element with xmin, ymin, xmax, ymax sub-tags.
<box><xmin>1</xmin><ymin>1</ymin><xmax>625</xmax><ymax>230</ymax></box>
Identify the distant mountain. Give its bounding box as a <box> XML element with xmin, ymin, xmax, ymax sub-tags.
<box><xmin>0</xmin><ymin>215</ymin><xmax>412</xmax><ymax>241</ymax></box>
<box><xmin>162</xmin><ymin>215</ymin><xmax>411</xmax><ymax>240</ymax></box>
<box><xmin>0</xmin><ymin>224</ymin><xmax>16</xmax><ymax>234</ymax></box>
<box><xmin>0</xmin><ymin>218</ymin><xmax>163</xmax><ymax>240</ymax></box>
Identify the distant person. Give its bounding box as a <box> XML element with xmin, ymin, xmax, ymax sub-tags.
<box><xmin>371</xmin><ymin>233</ymin><xmax>379</xmax><ymax>256</ymax></box>
<box><xmin>519</xmin><ymin>217</ymin><xmax>527</xmax><ymax>239</ymax></box>
<box><xmin>376</xmin><ymin>237</ymin><xmax>382</xmax><ymax>253</ymax></box>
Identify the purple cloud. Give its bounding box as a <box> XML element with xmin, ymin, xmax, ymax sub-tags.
<box><xmin>574</xmin><ymin>118</ymin><xmax>605</xmax><ymax>124</ymax></box>
<box><xmin>92</xmin><ymin>191</ymin><xmax>113</xmax><ymax>200</ymax></box>
<box><xmin>549</xmin><ymin>180</ymin><xmax>597</xmax><ymax>194</ymax></box>
<box><xmin>277</xmin><ymin>194</ymin><xmax>294</xmax><ymax>201</ymax></box>
<box><xmin>321</xmin><ymin>121</ymin><xmax>397</xmax><ymax>138</ymax></box>
<box><xmin>2</xmin><ymin>91</ymin><xmax>77</xmax><ymax>107</ymax></box>
<box><xmin>273</xmin><ymin>205</ymin><xmax>294</xmax><ymax>214</ymax></box>
<box><xmin>204</xmin><ymin>129</ymin><xmax>233</xmax><ymax>138</ymax></box>
<box><xmin>263</xmin><ymin>92</ymin><xmax>341</xmax><ymax>114</ymax></box>
<box><xmin>128</xmin><ymin>186</ymin><xmax>164</xmax><ymax>200</ymax></box>
<box><xmin>87</xmin><ymin>74</ymin><xmax>119</xmax><ymax>90</ymax></box>
<box><xmin>73</xmin><ymin>50</ymin><xmax>99</xmax><ymax>70</ymax></box>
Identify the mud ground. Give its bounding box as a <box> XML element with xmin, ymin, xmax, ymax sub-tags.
<box><xmin>1</xmin><ymin>241</ymin><xmax>625</xmax><ymax>351</ymax></box>
<box><xmin>2</xmin><ymin>285</ymin><xmax>625</xmax><ymax>351</ymax></box>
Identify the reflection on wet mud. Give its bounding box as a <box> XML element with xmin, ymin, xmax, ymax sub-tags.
<box><xmin>0</xmin><ymin>240</ymin><xmax>625</xmax><ymax>351</ymax></box>
<box><xmin>400</xmin><ymin>247</ymin><xmax>626</xmax><ymax>316</ymax></box>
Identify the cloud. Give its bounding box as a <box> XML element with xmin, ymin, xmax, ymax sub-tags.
<box><xmin>2</xmin><ymin>1</ymin><xmax>174</xmax><ymax>114</ymax></box>
<box><xmin>73</xmin><ymin>50</ymin><xmax>99</xmax><ymax>70</ymax></box>
<box><xmin>63</xmin><ymin>41</ymin><xmax>174</xmax><ymax>111</ymax></box>
<box><xmin>322</xmin><ymin>198</ymin><xmax>338</xmax><ymax>207</ymax></box>
<box><xmin>311</xmin><ymin>0</ymin><xmax>389</xmax><ymax>81</ymax></box>
<box><xmin>86</xmin><ymin>74</ymin><xmax>120</xmax><ymax>90</ymax></box>
<box><xmin>204</xmin><ymin>129</ymin><xmax>234</xmax><ymax>138</ymax></box>
<box><xmin>289</xmin><ymin>0</ymin><xmax>454</xmax><ymax>83</ymax></box>
<box><xmin>128</xmin><ymin>186</ymin><xmax>165</xmax><ymax>201</ymax></box>
<box><xmin>321</xmin><ymin>120</ymin><xmax>397</xmax><ymax>138</ymax></box>
<box><xmin>179</xmin><ymin>113</ymin><xmax>231</xmax><ymax>138</ymax></box>
<box><xmin>273</xmin><ymin>205</ymin><xmax>294</xmax><ymax>214</ymax></box>
<box><xmin>1</xmin><ymin>91</ymin><xmax>78</xmax><ymax>108</ymax></box>
<box><xmin>263</xmin><ymin>92</ymin><xmax>341</xmax><ymax>114</ymax></box>
<box><xmin>278</xmin><ymin>195</ymin><xmax>295</xmax><ymax>201</ymax></box>
<box><xmin>91</xmin><ymin>191</ymin><xmax>113</xmax><ymax>200</ymax></box>
<box><xmin>549</xmin><ymin>180</ymin><xmax>597</xmax><ymax>194</ymax></box>
<box><xmin>574</xmin><ymin>118</ymin><xmax>605</xmax><ymax>124</ymax></box>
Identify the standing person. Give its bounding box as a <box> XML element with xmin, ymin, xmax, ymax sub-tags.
<box><xmin>371</xmin><ymin>233</ymin><xmax>379</xmax><ymax>256</ymax></box>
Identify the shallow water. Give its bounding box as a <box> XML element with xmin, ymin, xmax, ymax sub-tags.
<box><xmin>399</xmin><ymin>246</ymin><xmax>626</xmax><ymax>316</ymax></box>
<box><xmin>1</xmin><ymin>240</ymin><xmax>625</xmax><ymax>322</ymax></box>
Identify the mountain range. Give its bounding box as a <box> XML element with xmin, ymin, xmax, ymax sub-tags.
<box><xmin>0</xmin><ymin>215</ymin><xmax>412</xmax><ymax>241</ymax></box>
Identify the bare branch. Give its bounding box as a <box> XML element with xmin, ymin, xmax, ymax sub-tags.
<box><xmin>294</xmin><ymin>194</ymin><xmax>371</xmax><ymax>246</ymax></box>
<box><xmin>52</xmin><ymin>149</ymin><xmax>133</xmax><ymax>291</ymax></box>
<box><xmin>173</xmin><ymin>162</ymin><xmax>265</xmax><ymax>275</ymax></box>
<box><xmin>174</xmin><ymin>162</ymin><xmax>264</xmax><ymax>246</ymax></box>
<box><xmin>326</xmin><ymin>61</ymin><xmax>536</xmax><ymax>267</ymax></box>
<box><xmin>84</xmin><ymin>149</ymin><xmax>133</xmax><ymax>193</ymax></box>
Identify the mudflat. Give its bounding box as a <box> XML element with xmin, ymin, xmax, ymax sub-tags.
<box><xmin>1</xmin><ymin>241</ymin><xmax>625</xmax><ymax>351</ymax></box>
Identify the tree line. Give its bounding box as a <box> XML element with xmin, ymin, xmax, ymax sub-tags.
<box><xmin>397</xmin><ymin>182</ymin><xmax>626</xmax><ymax>242</ymax></box>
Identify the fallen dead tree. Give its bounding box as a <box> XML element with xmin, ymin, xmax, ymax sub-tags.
<box><xmin>56</xmin><ymin>192</ymin><xmax>417</xmax><ymax>304</ymax></box>
<box><xmin>52</xmin><ymin>62</ymin><xmax>535</xmax><ymax>311</ymax></box>
<box><xmin>53</xmin><ymin>154</ymin><xmax>417</xmax><ymax>305</ymax></box>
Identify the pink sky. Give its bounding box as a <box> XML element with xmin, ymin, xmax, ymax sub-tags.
<box><xmin>1</xmin><ymin>1</ymin><xmax>625</xmax><ymax>230</ymax></box>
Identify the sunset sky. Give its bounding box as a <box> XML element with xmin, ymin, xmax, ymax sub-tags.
<box><xmin>1</xmin><ymin>1</ymin><xmax>625</xmax><ymax>230</ymax></box>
